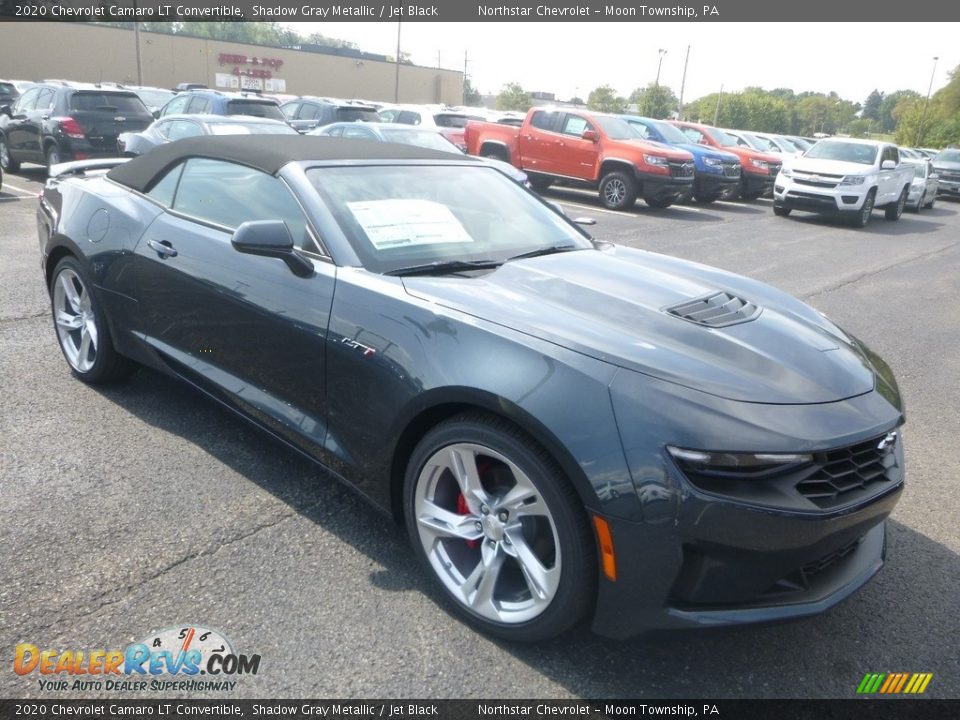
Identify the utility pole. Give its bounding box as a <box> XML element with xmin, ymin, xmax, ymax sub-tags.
<box><xmin>393</xmin><ymin>22</ymin><xmax>402</xmax><ymax>103</ymax></box>
<box><xmin>917</xmin><ymin>56</ymin><xmax>939</xmax><ymax>146</ymax></box>
<box><xmin>462</xmin><ymin>50</ymin><xmax>468</xmax><ymax>106</ymax></box>
<box><xmin>677</xmin><ymin>45</ymin><xmax>690</xmax><ymax>119</ymax></box>
<box><xmin>713</xmin><ymin>84</ymin><xmax>724</xmax><ymax>126</ymax></box>
<box><xmin>134</xmin><ymin>21</ymin><xmax>143</xmax><ymax>85</ymax></box>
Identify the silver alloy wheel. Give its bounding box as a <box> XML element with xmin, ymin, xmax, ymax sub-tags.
<box><xmin>413</xmin><ymin>442</ymin><xmax>561</xmax><ymax>624</ymax></box>
<box><xmin>47</xmin><ymin>146</ymin><xmax>60</xmax><ymax>168</ymax></box>
<box><xmin>53</xmin><ymin>268</ymin><xmax>98</xmax><ymax>373</ymax></box>
<box><xmin>0</xmin><ymin>140</ymin><xmax>9</xmax><ymax>168</ymax></box>
<box><xmin>603</xmin><ymin>178</ymin><xmax>626</xmax><ymax>205</ymax></box>
<box><xmin>896</xmin><ymin>189</ymin><xmax>906</xmax><ymax>216</ymax></box>
<box><xmin>860</xmin><ymin>193</ymin><xmax>874</xmax><ymax>224</ymax></box>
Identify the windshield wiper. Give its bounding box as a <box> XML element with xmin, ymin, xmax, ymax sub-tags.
<box><xmin>386</xmin><ymin>259</ymin><xmax>503</xmax><ymax>277</ymax></box>
<box><xmin>505</xmin><ymin>243</ymin><xmax>580</xmax><ymax>263</ymax></box>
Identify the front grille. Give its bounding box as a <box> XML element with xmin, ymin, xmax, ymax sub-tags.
<box><xmin>665</xmin><ymin>291</ymin><xmax>760</xmax><ymax>327</ymax></box>
<box><xmin>938</xmin><ymin>172</ymin><xmax>960</xmax><ymax>182</ymax></box>
<box><xmin>670</xmin><ymin>161</ymin><xmax>695</xmax><ymax>178</ymax></box>
<box><xmin>796</xmin><ymin>433</ymin><xmax>900</xmax><ymax>509</ymax></box>
<box><xmin>794</xmin><ymin>178</ymin><xmax>839</xmax><ymax>189</ymax></box>
<box><xmin>762</xmin><ymin>538</ymin><xmax>862</xmax><ymax>597</ymax></box>
<box><xmin>723</xmin><ymin>163</ymin><xmax>741</xmax><ymax>177</ymax></box>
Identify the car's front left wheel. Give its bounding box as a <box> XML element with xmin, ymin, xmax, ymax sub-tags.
<box><xmin>50</xmin><ymin>256</ymin><xmax>135</xmax><ymax>383</ymax></box>
<box><xmin>404</xmin><ymin>413</ymin><xmax>595</xmax><ymax>642</ymax></box>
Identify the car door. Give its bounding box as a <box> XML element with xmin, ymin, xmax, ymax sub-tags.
<box><xmin>127</xmin><ymin>158</ymin><xmax>337</xmax><ymax>456</ymax></box>
<box><xmin>518</xmin><ymin>109</ymin><xmax>562</xmax><ymax>176</ymax></box>
<box><xmin>4</xmin><ymin>87</ymin><xmax>40</xmax><ymax>158</ymax></box>
<box><xmin>877</xmin><ymin>145</ymin><xmax>900</xmax><ymax>203</ymax></box>
<box><xmin>553</xmin><ymin>113</ymin><xmax>598</xmax><ymax>179</ymax></box>
<box><xmin>25</xmin><ymin>87</ymin><xmax>55</xmax><ymax>160</ymax></box>
<box><xmin>291</xmin><ymin>102</ymin><xmax>320</xmax><ymax>132</ymax></box>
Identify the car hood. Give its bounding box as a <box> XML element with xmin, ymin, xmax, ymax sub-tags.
<box><xmin>674</xmin><ymin>143</ymin><xmax>740</xmax><ymax>163</ymax></box>
<box><xmin>788</xmin><ymin>158</ymin><xmax>874</xmax><ymax>176</ymax></box>
<box><xmin>607</xmin><ymin>138</ymin><xmax>694</xmax><ymax>161</ymax></box>
<box><xmin>933</xmin><ymin>160</ymin><xmax>960</xmax><ymax>172</ymax></box>
<box><xmin>402</xmin><ymin>246</ymin><xmax>876</xmax><ymax>404</ymax></box>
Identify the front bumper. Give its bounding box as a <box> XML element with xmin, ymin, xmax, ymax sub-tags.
<box><xmin>936</xmin><ymin>177</ymin><xmax>960</xmax><ymax>198</ymax></box>
<box><xmin>773</xmin><ymin>175</ymin><xmax>869</xmax><ymax>214</ymax></box>
<box><xmin>635</xmin><ymin>169</ymin><xmax>695</xmax><ymax>201</ymax></box>
<box><xmin>740</xmin><ymin>170</ymin><xmax>776</xmax><ymax>197</ymax></box>
<box><xmin>694</xmin><ymin>170</ymin><xmax>740</xmax><ymax>198</ymax></box>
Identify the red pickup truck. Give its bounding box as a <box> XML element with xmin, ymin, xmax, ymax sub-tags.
<box><xmin>465</xmin><ymin>108</ymin><xmax>695</xmax><ymax>210</ymax></box>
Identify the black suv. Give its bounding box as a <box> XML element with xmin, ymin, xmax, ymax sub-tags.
<box><xmin>159</xmin><ymin>90</ymin><xmax>285</xmax><ymax>121</ymax></box>
<box><xmin>0</xmin><ymin>83</ymin><xmax>152</xmax><ymax>172</ymax></box>
<box><xmin>0</xmin><ymin>81</ymin><xmax>19</xmax><ymax>108</ymax></box>
<box><xmin>280</xmin><ymin>97</ymin><xmax>380</xmax><ymax>133</ymax></box>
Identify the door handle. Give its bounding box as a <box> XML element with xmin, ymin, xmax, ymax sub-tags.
<box><xmin>147</xmin><ymin>239</ymin><xmax>178</xmax><ymax>258</ymax></box>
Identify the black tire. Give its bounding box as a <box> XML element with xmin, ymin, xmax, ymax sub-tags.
<box><xmin>773</xmin><ymin>205</ymin><xmax>791</xmax><ymax>217</ymax></box>
<box><xmin>851</xmin><ymin>189</ymin><xmax>876</xmax><ymax>228</ymax></box>
<box><xmin>644</xmin><ymin>196</ymin><xmax>674</xmax><ymax>209</ymax></box>
<box><xmin>598</xmin><ymin>170</ymin><xmax>637</xmax><ymax>210</ymax></box>
<box><xmin>0</xmin><ymin>136</ymin><xmax>20</xmax><ymax>173</ymax></box>
<box><xmin>481</xmin><ymin>147</ymin><xmax>508</xmax><ymax>163</ymax></box>
<box><xmin>885</xmin><ymin>186</ymin><xmax>908</xmax><ymax>221</ymax></box>
<box><xmin>924</xmin><ymin>194</ymin><xmax>936</xmax><ymax>210</ymax></box>
<box><xmin>403</xmin><ymin>412</ymin><xmax>595</xmax><ymax>642</ymax></box>
<box><xmin>528</xmin><ymin>175</ymin><xmax>553</xmax><ymax>192</ymax></box>
<box><xmin>49</xmin><ymin>256</ymin><xmax>136</xmax><ymax>384</ymax></box>
<box><xmin>45</xmin><ymin>143</ymin><xmax>62</xmax><ymax>174</ymax></box>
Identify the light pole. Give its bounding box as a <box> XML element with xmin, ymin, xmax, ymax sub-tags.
<box><xmin>393</xmin><ymin>22</ymin><xmax>402</xmax><ymax>103</ymax></box>
<box><xmin>917</xmin><ymin>56</ymin><xmax>939</xmax><ymax>146</ymax></box>
<box><xmin>655</xmin><ymin>48</ymin><xmax>667</xmax><ymax>87</ymax></box>
<box><xmin>677</xmin><ymin>45</ymin><xmax>690</xmax><ymax>119</ymax></box>
<box><xmin>134</xmin><ymin>21</ymin><xmax>143</xmax><ymax>85</ymax></box>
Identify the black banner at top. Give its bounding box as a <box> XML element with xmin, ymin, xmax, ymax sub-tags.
<box><xmin>1</xmin><ymin>0</ymin><xmax>960</xmax><ymax>21</ymax></box>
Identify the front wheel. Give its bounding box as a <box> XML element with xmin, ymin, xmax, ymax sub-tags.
<box><xmin>885</xmin><ymin>187</ymin><xmax>908</xmax><ymax>221</ymax></box>
<box><xmin>0</xmin><ymin>136</ymin><xmax>20</xmax><ymax>173</ymax></box>
<box><xmin>404</xmin><ymin>414</ymin><xmax>595</xmax><ymax>642</ymax></box>
<box><xmin>924</xmin><ymin>194</ymin><xmax>936</xmax><ymax>210</ymax></box>
<box><xmin>50</xmin><ymin>256</ymin><xmax>135</xmax><ymax>383</ymax></box>
<box><xmin>598</xmin><ymin>171</ymin><xmax>637</xmax><ymax>210</ymax></box>
<box><xmin>528</xmin><ymin>175</ymin><xmax>553</xmax><ymax>192</ymax></box>
<box><xmin>644</xmin><ymin>196</ymin><xmax>674</xmax><ymax>209</ymax></box>
<box><xmin>851</xmin><ymin>190</ymin><xmax>876</xmax><ymax>228</ymax></box>
<box><xmin>773</xmin><ymin>205</ymin><xmax>791</xmax><ymax>217</ymax></box>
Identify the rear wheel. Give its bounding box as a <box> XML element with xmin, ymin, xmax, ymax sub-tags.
<box><xmin>50</xmin><ymin>256</ymin><xmax>135</xmax><ymax>383</ymax></box>
<box><xmin>404</xmin><ymin>413</ymin><xmax>594</xmax><ymax>642</ymax></box>
<box><xmin>0</xmin><ymin>137</ymin><xmax>20</xmax><ymax>173</ymax></box>
<box><xmin>528</xmin><ymin>175</ymin><xmax>553</xmax><ymax>192</ymax></box>
<box><xmin>885</xmin><ymin>186</ymin><xmax>908</xmax><ymax>221</ymax></box>
<box><xmin>598</xmin><ymin>171</ymin><xmax>637</xmax><ymax>210</ymax></box>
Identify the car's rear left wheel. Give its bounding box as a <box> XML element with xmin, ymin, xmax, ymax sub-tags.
<box><xmin>0</xmin><ymin>137</ymin><xmax>20</xmax><ymax>173</ymax></box>
<box><xmin>404</xmin><ymin>414</ymin><xmax>594</xmax><ymax>642</ymax></box>
<box><xmin>50</xmin><ymin>257</ymin><xmax>135</xmax><ymax>383</ymax></box>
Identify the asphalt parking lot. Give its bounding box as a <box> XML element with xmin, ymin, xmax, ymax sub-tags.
<box><xmin>1</xmin><ymin>167</ymin><xmax>958</xmax><ymax>700</ymax></box>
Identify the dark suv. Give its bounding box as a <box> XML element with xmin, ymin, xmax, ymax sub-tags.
<box><xmin>159</xmin><ymin>90</ymin><xmax>285</xmax><ymax>122</ymax></box>
<box><xmin>0</xmin><ymin>81</ymin><xmax>19</xmax><ymax>108</ymax></box>
<box><xmin>280</xmin><ymin>97</ymin><xmax>380</xmax><ymax>133</ymax></box>
<box><xmin>0</xmin><ymin>83</ymin><xmax>152</xmax><ymax>172</ymax></box>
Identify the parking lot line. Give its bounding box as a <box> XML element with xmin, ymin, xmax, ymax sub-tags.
<box><xmin>559</xmin><ymin>199</ymin><xmax>705</xmax><ymax>216</ymax></box>
<box><xmin>2</xmin><ymin>182</ymin><xmax>40</xmax><ymax>197</ymax></box>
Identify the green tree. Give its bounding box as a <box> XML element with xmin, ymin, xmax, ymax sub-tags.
<box><xmin>587</xmin><ymin>85</ymin><xmax>627</xmax><ymax>114</ymax></box>
<box><xmin>629</xmin><ymin>83</ymin><xmax>678</xmax><ymax>119</ymax></box>
<box><xmin>496</xmin><ymin>82</ymin><xmax>532</xmax><ymax>112</ymax></box>
<box><xmin>878</xmin><ymin>90</ymin><xmax>921</xmax><ymax>133</ymax></box>
<box><xmin>462</xmin><ymin>77</ymin><xmax>482</xmax><ymax>106</ymax></box>
<box><xmin>862</xmin><ymin>89</ymin><xmax>884</xmax><ymax>121</ymax></box>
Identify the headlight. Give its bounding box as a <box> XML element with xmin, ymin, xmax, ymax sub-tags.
<box><xmin>644</xmin><ymin>154</ymin><xmax>669</xmax><ymax>167</ymax></box>
<box><xmin>840</xmin><ymin>175</ymin><xmax>866</xmax><ymax>186</ymax></box>
<box><xmin>750</xmin><ymin>159</ymin><xmax>769</xmax><ymax>170</ymax></box>
<box><xmin>667</xmin><ymin>446</ymin><xmax>813</xmax><ymax>474</ymax></box>
<box><xmin>780</xmin><ymin>167</ymin><xmax>793</xmax><ymax>177</ymax></box>
<box><xmin>703</xmin><ymin>157</ymin><xmax>723</xmax><ymax>167</ymax></box>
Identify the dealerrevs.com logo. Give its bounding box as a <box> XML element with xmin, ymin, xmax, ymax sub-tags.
<box><xmin>14</xmin><ymin>625</ymin><xmax>261</xmax><ymax>693</ymax></box>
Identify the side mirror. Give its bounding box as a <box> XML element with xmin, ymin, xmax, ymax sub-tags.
<box><xmin>0</xmin><ymin>104</ymin><xmax>11</xmax><ymax>117</ymax></box>
<box><xmin>881</xmin><ymin>160</ymin><xmax>896</xmax><ymax>170</ymax></box>
<box><xmin>152</xmin><ymin>109</ymin><xmax>160</xmax><ymax>119</ymax></box>
<box><xmin>930</xmin><ymin>173</ymin><xmax>939</xmax><ymax>180</ymax></box>
<box><xmin>581</xmin><ymin>129</ymin><xmax>599</xmax><ymax>142</ymax></box>
<box><xmin>231</xmin><ymin>220</ymin><xmax>313</xmax><ymax>277</ymax></box>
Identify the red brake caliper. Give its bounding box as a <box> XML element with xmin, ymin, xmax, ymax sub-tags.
<box><xmin>457</xmin><ymin>493</ymin><xmax>480</xmax><ymax>549</ymax></box>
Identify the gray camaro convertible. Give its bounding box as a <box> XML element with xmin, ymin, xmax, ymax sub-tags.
<box><xmin>37</xmin><ymin>136</ymin><xmax>905</xmax><ymax>642</ymax></box>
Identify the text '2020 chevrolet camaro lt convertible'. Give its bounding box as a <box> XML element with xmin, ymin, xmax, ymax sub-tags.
<box><xmin>37</xmin><ymin>136</ymin><xmax>905</xmax><ymax>642</ymax></box>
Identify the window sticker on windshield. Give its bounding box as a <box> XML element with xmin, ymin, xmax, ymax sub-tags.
<box><xmin>346</xmin><ymin>199</ymin><xmax>474</xmax><ymax>250</ymax></box>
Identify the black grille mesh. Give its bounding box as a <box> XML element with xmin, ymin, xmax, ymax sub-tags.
<box><xmin>796</xmin><ymin>434</ymin><xmax>899</xmax><ymax>509</ymax></box>
<box><xmin>666</xmin><ymin>291</ymin><xmax>760</xmax><ymax>327</ymax></box>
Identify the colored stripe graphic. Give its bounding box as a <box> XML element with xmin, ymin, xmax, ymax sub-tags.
<box><xmin>857</xmin><ymin>673</ymin><xmax>932</xmax><ymax>694</ymax></box>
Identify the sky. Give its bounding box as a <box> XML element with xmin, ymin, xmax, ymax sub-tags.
<box><xmin>284</xmin><ymin>22</ymin><xmax>957</xmax><ymax>105</ymax></box>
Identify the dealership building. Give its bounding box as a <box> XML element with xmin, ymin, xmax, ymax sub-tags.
<box><xmin>0</xmin><ymin>23</ymin><xmax>465</xmax><ymax>104</ymax></box>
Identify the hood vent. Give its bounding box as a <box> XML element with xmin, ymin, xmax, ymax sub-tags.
<box><xmin>666</xmin><ymin>291</ymin><xmax>760</xmax><ymax>327</ymax></box>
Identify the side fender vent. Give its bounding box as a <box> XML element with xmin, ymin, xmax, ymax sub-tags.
<box><xmin>666</xmin><ymin>291</ymin><xmax>761</xmax><ymax>327</ymax></box>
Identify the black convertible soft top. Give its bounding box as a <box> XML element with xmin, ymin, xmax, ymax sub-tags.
<box><xmin>107</xmin><ymin>135</ymin><xmax>474</xmax><ymax>193</ymax></box>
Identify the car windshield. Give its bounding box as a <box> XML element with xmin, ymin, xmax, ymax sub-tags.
<box><xmin>209</xmin><ymin>122</ymin><xmax>299</xmax><ymax>135</ymax></box>
<box><xmin>594</xmin><ymin>116</ymin><xmax>638</xmax><ymax>140</ymax></box>
<box><xmin>703</xmin><ymin>127</ymin><xmax>740</xmax><ymax>147</ymax></box>
<box><xmin>0</xmin><ymin>82</ymin><xmax>16</xmax><ymax>96</ymax></box>
<box><xmin>336</xmin><ymin>107</ymin><xmax>380</xmax><ymax>122</ymax></box>
<box><xmin>380</xmin><ymin>128</ymin><xmax>460</xmax><ymax>152</ymax></box>
<box><xmin>935</xmin><ymin>149</ymin><xmax>960</xmax><ymax>162</ymax></box>
<box><xmin>647</xmin><ymin>119</ymin><xmax>690</xmax><ymax>144</ymax></box>
<box><xmin>70</xmin><ymin>92</ymin><xmax>148</xmax><ymax>113</ymax></box>
<box><xmin>135</xmin><ymin>89</ymin><xmax>175</xmax><ymax>108</ymax></box>
<box><xmin>805</xmin><ymin>141</ymin><xmax>878</xmax><ymax>165</ymax></box>
<box><xmin>775</xmin><ymin>136</ymin><xmax>800</xmax><ymax>152</ymax></box>
<box><xmin>433</xmin><ymin>114</ymin><xmax>469</xmax><ymax>128</ymax></box>
<box><xmin>306</xmin><ymin>165</ymin><xmax>591</xmax><ymax>274</ymax></box>
<box><xmin>789</xmin><ymin>137</ymin><xmax>812</xmax><ymax>151</ymax></box>
<box><xmin>225</xmin><ymin>100</ymin><xmax>284</xmax><ymax>120</ymax></box>
<box><xmin>741</xmin><ymin>133</ymin><xmax>774</xmax><ymax>151</ymax></box>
